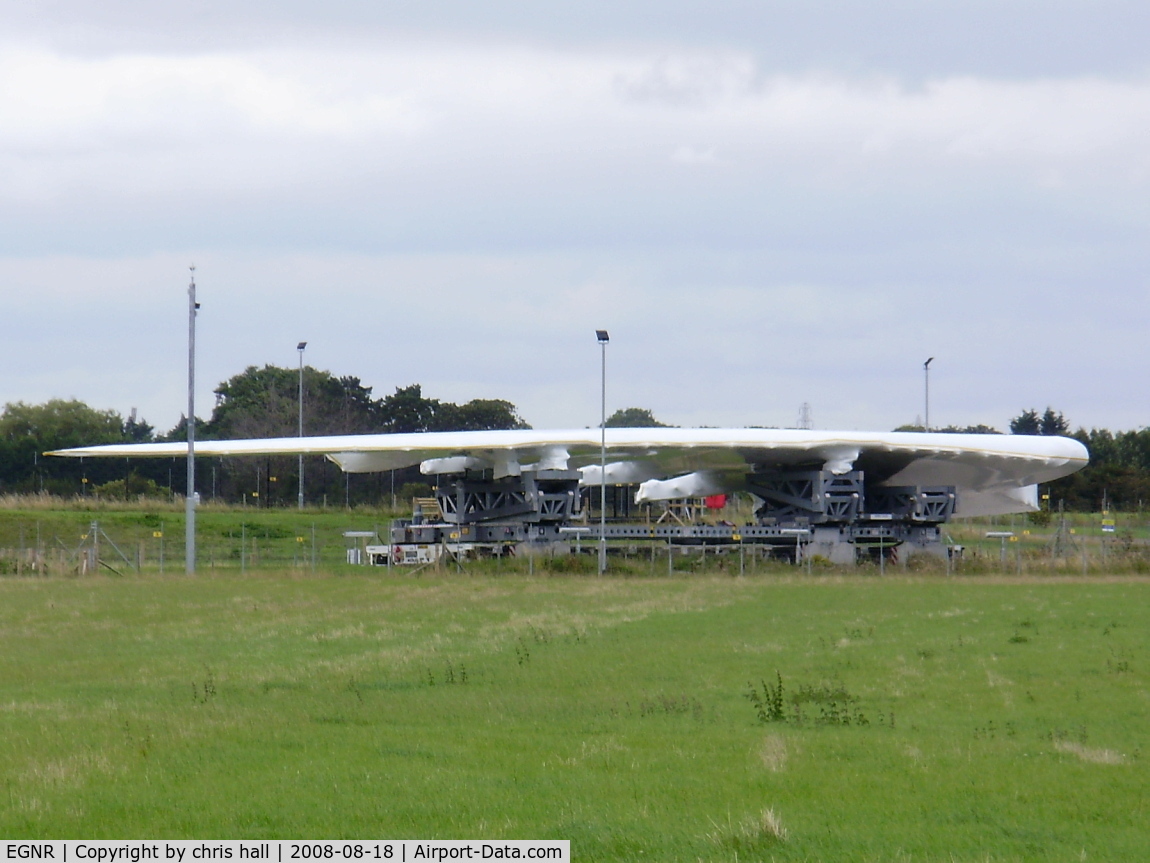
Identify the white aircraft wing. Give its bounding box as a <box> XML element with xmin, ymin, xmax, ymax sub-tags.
<box><xmin>47</xmin><ymin>428</ymin><xmax>1088</xmax><ymax>517</ymax></box>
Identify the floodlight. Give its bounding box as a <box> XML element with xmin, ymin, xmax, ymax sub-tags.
<box><xmin>596</xmin><ymin>329</ymin><xmax>610</xmax><ymax>572</ymax></box>
<box><xmin>923</xmin><ymin>357</ymin><xmax>935</xmax><ymax>430</ymax></box>
<box><xmin>297</xmin><ymin>342</ymin><xmax>307</xmax><ymax>508</ymax></box>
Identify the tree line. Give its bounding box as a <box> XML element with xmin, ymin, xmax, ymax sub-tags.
<box><xmin>0</xmin><ymin>383</ymin><xmax>1144</xmax><ymax>512</ymax></box>
<box><xmin>0</xmin><ymin>365</ymin><xmax>527</xmax><ymax>506</ymax></box>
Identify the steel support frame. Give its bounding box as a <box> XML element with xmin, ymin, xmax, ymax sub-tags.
<box><xmin>866</xmin><ymin>485</ymin><xmax>957</xmax><ymax>522</ymax></box>
<box><xmin>435</xmin><ymin>469</ymin><xmax>582</xmax><ymax>525</ymax></box>
<box><xmin>747</xmin><ymin>468</ymin><xmax>955</xmax><ymax>525</ymax></box>
<box><xmin>746</xmin><ymin>469</ymin><xmax>863</xmax><ymax>525</ymax></box>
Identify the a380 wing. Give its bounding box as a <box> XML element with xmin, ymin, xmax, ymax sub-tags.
<box><xmin>47</xmin><ymin>428</ymin><xmax>1088</xmax><ymax>516</ymax></box>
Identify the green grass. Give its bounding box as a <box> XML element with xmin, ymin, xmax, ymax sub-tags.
<box><xmin>0</xmin><ymin>503</ymin><xmax>402</xmax><ymax>573</ymax></box>
<box><xmin>0</xmin><ymin>571</ymin><xmax>1146</xmax><ymax>861</ymax></box>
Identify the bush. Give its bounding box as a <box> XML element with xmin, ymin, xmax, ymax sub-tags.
<box><xmin>92</xmin><ymin>475</ymin><xmax>168</xmax><ymax>500</ymax></box>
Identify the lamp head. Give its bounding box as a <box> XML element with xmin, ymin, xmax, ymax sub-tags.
<box><xmin>924</xmin><ymin>356</ymin><xmax>934</xmax><ymax>369</ymax></box>
<box><xmin>297</xmin><ymin>341</ymin><xmax>308</xmax><ymax>352</ymax></box>
<box><xmin>595</xmin><ymin>329</ymin><xmax>609</xmax><ymax>344</ymax></box>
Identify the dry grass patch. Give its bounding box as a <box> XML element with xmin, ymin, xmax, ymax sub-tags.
<box><xmin>757</xmin><ymin>733</ymin><xmax>789</xmax><ymax>772</ymax></box>
<box><xmin>708</xmin><ymin>807</ymin><xmax>789</xmax><ymax>851</ymax></box>
<box><xmin>21</xmin><ymin>752</ymin><xmax>116</xmax><ymax>790</ymax></box>
<box><xmin>986</xmin><ymin>670</ymin><xmax>1014</xmax><ymax>687</ymax></box>
<box><xmin>1054</xmin><ymin>741</ymin><xmax>1127</xmax><ymax>764</ymax></box>
<box><xmin>554</xmin><ymin>738</ymin><xmax>628</xmax><ymax>767</ymax></box>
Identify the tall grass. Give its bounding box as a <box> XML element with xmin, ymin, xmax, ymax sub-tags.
<box><xmin>0</xmin><ymin>492</ymin><xmax>188</xmax><ymax>511</ymax></box>
<box><xmin>0</xmin><ymin>492</ymin><xmax>399</xmax><ymax>515</ymax></box>
<box><xmin>3</xmin><ymin>497</ymin><xmax>1150</xmax><ymax>579</ymax></box>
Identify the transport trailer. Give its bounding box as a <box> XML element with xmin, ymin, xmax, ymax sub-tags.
<box><xmin>364</xmin><ymin>520</ymin><xmax>523</xmax><ymax>565</ymax></box>
<box><xmin>366</xmin><ymin>540</ymin><xmax>515</xmax><ymax>566</ymax></box>
<box><xmin>375</xmin><ymin>517</ymin><xmax>949</xmax><ymax>565</ymax></box>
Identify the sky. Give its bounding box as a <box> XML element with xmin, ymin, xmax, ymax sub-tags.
<box><xmin>2</xmin><ymin>1</ymin><xmax>1147</xmax><ymax>434</ymax></box>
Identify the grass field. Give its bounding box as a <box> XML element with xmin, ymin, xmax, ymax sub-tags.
<box><xmin>0</xmin><ymin>568</ymin><xmax>1146</xmax><ymax>861</ymax></box>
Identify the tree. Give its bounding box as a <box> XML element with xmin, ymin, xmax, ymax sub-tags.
<box><xmin>894</xmin><ymin>423</ymin><xmax>1001</xmax><ymax>434</ymax></box>
<box><xmin>1046</xmin><ymin>426</ymin><xmax>1150</xmax><ymax>511</ymax></box>
<box><xmin>4</xmin><ymin>366</ymin><xmax>534</xmax><ymax>505</ymax></box>
<box><xmin>317</xmin><ymin>375</ymin><xmax>385</xmax><ymax>434</ymax></box>
<box><xmin>124</xmin><ymin>413</ymin><xmax>154</xmax><ymax>442</ymax></box>
<box><xmin>1010</xmin><ymin>407</ymin><xmax>1069</xmax><ymax>436</ymax></box>
<box><xmin>0</xmin><ymin>399</ymin><xmax>143</xmax><ymax>494</ymax></box>
<box><xmin>160</xmin><ymin>414</ymin><xmax>210</xmax><ymax>443</ymax></box>
<box><xmin>1040</xmin><ymin>408</ymin><xmax>1069</xmax><ymax>437</ymax></box>
<box><xmin>184</xmin><ymin>369</ymin><xmax>533</xmax><ymax>505</ymax></box>
<box><xmin>939</xmin><ymin>424</ymin><xmax>1001</xmax><ymax>435</ymax></box>
<box><xmin>0</xmin><ymin>399</ymin><xmax>125</xmax><ymax>448</ymax></box>
<box><xmin>194</xmin><ymin>366</ymin><xmax>392</xmax><ymax>504</ymax></box>
<box><xmin>201</xmin><ymin>365</ymin><xmax>389</xmax><ymax>438</ymax></box>
<box><xmin>379</xmin><ymin>384</ymin><xmax>438</xmax><ymax>433</ymax></box>
<box><xmin>1010</xmin><ymin>409</ymin><xmax>1041</xmax><ymax>435</ymax></box>
<box><xmin>378</xmin><ymin>386</ymin><xmax>530</xmax><ymax>433</ymax></box>
<box><xmin>604</xmin><ymin>407</ymin><xmax>669</xmax><ymax>428</ymax></box>
<box><xmin>431</xmin><ymin>398</ymin><xmax>530</xmax><ymax>431</ymax></box>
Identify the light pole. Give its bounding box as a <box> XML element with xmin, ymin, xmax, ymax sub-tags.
<box><xmin>923</xmin><ymin>357</ymin><xmax>934</xmax><ymax>431</ymax></box>
<box><xmin>186</xmin><ymin>266</ymin><xmax>199</xmax><ymax>575</ymax></box>
<box><xmin>596</xmin><ymin>329</ymin><xmax>609</xmax><ymax>574</ymax></box>
<box><xmin>297</xmin><ymin>341</ymin><xmax>307</xmax><ymax>509</ymax></box>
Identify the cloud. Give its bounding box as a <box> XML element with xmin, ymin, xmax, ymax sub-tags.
<box><xmin>4</xmin><ymin>1</ymin><xmax>1149</xmax><ymax>81</ymax></box>
<box><xmin>670</xmin><ymin>145</ymin><xmax>720</xmax><ymax>165</ymax></box>
<box><xmin>2</xmin><ymin>44</ymin><xmax>1147</xmax><ymax>224</ymax></box>
<box><xmin>1</xmin><ymin>24</ymin><xmax>1147</xmax><ymax>437</ymax></box>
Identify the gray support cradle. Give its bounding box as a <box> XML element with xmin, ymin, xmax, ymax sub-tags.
<box><xmin>408</xmin><ymin>466</ymin><xmax>958</xmax><ymax>565</ymax></box>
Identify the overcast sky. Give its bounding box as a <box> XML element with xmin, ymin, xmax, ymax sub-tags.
<box><xmin>2</xmin><ymin>1</ymin><xmax>1147</xmax><ymax>434</ymax></box>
